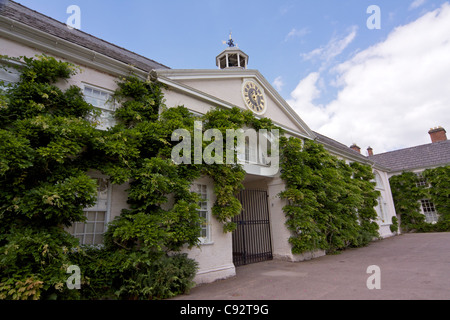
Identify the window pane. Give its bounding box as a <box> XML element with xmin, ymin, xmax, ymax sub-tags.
<box><xmin>95</xmin><ymin>222</ymin><xmax>105</xmax><ymax>233</ymax></box>
<box><xmin>191</xmin><ymin>184</ymin><xmax>200</xmax><ymax>194</ymax></box>
<box><xmin>84</xmin><ymin>234</ymin><xmax>94</xmax><ymax>245</ymax></box>
<box><xmin>97</xmin><ymin>211</ymin><xmax>106</xmax><ymax>222</ymax></box>
<box><xmin>87</xmin><ymin>211</ymin><xmax>96</xmax><ymax>221</ymax></box>
<box><xmin>85</xmin><ymin>223</ymin><xmax>95</xmax><ymax>234</ymax></box>
<box><xmin>0</xmin><ymin>67</ymin><xmax>20</xmax><ymax>85</ymax></box>
<box><xmin>75</xmin><ymin>223</ymin><xmax>85</xmax><ymax>234</ymax></box>
<box><xmin>84</xmin><ymin>85</ymin><xmax>116</xmax><ymax>129</ymax></box>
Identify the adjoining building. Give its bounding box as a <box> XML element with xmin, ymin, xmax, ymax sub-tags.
<box><xmin>369</xmin><ymin>127</ymin><xmax>450</xmax><ymax>224</ymax></box>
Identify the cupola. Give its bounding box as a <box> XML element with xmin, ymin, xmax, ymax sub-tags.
<box><xmin>216</xmin><ymin>33</ymin><xmax>249</xmax><ymax>69</ymax></box>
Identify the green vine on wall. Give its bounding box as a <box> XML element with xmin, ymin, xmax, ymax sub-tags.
<box><xmin>0</xmin><ymin>55</ymin><xmax>101</xmax><ymax>300</ymax></box>
<box><xmin>0</xmin><ymin>54</ymin><xmax>402</xmax><ymax>300</ymax></box>
<box><xmin>201</xmin><ymin>106</ymin><xmax>280</xmax><ymax>232</ymax></box>
<box><xmin>0</xmin><ymin>55</ymin><xmax>280</xmax><ymax>299</ymax></box>
<box><xmin>279</xmin><ymin>137</ymin><xmax>380</xmax><ymax>254</ymax></box>
<box><xmin>389</xmin><ymin>166</ymin><xmax>450</xmax><ymax>232</ymax></box>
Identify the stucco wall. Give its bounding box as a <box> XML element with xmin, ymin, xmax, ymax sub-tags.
<box><xmin>374</xmin><ymin>169</ymin><xmax>398</xmax><ymax>238</ymax></box>
<box><xmin>181</xmin><ymin>176</ymin><xmax>236</xmax><ymax>285</ymax></box>
<box><xmin>0</xmin><ymin>36</ymin><xmax>119</xmax><ymax>93</ymax></box>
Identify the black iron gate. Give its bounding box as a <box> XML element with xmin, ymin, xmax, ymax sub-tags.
<box><xmin>232</xmin><ymin>189</ymin><xmax>273</xmax><ymax>266</ymax></box>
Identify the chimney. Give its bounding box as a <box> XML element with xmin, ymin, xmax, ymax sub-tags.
<box><xmin>428</xmin><ymin>127</ymin><xmax>447</xmax><ymax>143</ymax></box>
<box><xmin>350</xmin><ymin>143</ymin><xmax>361</xmax><ymax>154</ymax></box>
<box><xmin>367</xmin><ymin>146</ymin><xmax>373</xmax><ymax>157</ymax></box>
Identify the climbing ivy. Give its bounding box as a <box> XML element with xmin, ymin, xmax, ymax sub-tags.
<box><xmin>0</xmin><ymin>55</ymin><xmax>99</xmax><ymax>300</ymax></box>
<box><xmin>279</xmin><ymin>137</ymin><xmax>380</xmax><ymax>254</ymax></box>
<box><xmin>201</xmin><ymin>106</ymin><xmax>280</xmax><ymax>232</ymax></box>
<box><xmin>389</xmin><ymin>166</ymin><xmax>450</xmax><ymax>232</ymax></box>
<box><xmin>0</xmin><ymin>55</ymin><xmax>206</xmax><ymax>300</ymax></box>
<box><xmin>423</xmin><ymin>166</ymin><xmax>450</xmax><ymax>228</ymax></box>
<box><xmin>388</xmin><ymin>172</ymin><xmax>426</xmax><ymax>232</ymax></box>
<box><xmin>0</xmin><ymin>55</ymin><xmax>279</xmax><ymax>299</ymax></box>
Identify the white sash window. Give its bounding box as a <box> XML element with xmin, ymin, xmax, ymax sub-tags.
<box><xmin>67</xmin><ymin>177</ymin><xmax>111</xmax><ymax>245</ymax></box>
<box><xmin>192</xmin><ymin>183</ymin><xmax>211</xmax><ymax>243</ymax></box>
<box><xmin>83</xmin><ymin>84</ymin><xmax>117</xmax><ymax>130</ymax></box>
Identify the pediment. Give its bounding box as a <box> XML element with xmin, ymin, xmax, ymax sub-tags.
<box><xmin>155</xmin><ymin>69</ymin><xmax>315</xmax><ymax>140</ymax></box>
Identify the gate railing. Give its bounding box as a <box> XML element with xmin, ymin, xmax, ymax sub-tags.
<box><xmin>232</xmin><ymin>189</ymin><xmax>273</xmax><ymax>266</ymax></box>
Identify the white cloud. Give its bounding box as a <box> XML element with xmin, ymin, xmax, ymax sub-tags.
<box><xmin>285</xmin><ymin>27</ymin><xmax>310</xmax><ymax>42</ymax></box>
<box><xmin>289</xmin><ymin>3</ymin><xmax>450</xmax><ymax>154</ymax></box>
<box><xmin>409</xmin><ymin>0</ymin><xmax>427</xmax><ymax>10</ymax></box>
<box><xmin>272</xmin><ymin>76</ymin><xmax>285</xmax><ymax>92</ymax></box>
<box><xmin>287</xmin><ymin>72</ymin><xmax>329</xmax><ymax>130</ymax></box>
<box><xmin>301</xmin><ymin>26</ymin><xmax>357</xmax><ymax>64</ymax></box>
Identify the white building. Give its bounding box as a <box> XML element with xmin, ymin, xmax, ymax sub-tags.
<box><xmin>0</xmin><ymin>1</ymin><xmax>398</xmax><ymax>285</ymax></box>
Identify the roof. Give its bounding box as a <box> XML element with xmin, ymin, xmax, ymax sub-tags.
<box><xmin>369</xmin><ymin>140</ymin><xmax>450</xmax><ymax>172</ymax></box>
<box><xmin>0</xmin><ymin>1</ymin><xmax>169</xmax><ymax>72</ymax></box>
<box><xmin>313</xmin><ymin>131</ymin><xmax>372</xmax><ymax>163</ymax></box>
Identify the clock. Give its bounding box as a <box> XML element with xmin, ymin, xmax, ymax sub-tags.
<box><xmin>242</xmin><ymin>80</ymin><xmax>266</xmax><ymax>115</ymax></box>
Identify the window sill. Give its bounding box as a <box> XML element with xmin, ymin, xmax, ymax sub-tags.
<box><xmin>199</xmin><ymin>240</ymin><xmax>214</xmax><ymax>246</ymax></box>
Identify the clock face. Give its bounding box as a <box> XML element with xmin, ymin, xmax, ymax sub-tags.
<box><xmin>242</xmin><ymin>80</ymin><xmax>266</xmax><ymax>114</ymax></box>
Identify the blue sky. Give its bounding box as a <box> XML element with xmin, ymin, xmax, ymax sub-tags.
<box><xmin>12</xmin><ymin>0</ymin><xmax>450</xmax><ymax>153</ymax></box>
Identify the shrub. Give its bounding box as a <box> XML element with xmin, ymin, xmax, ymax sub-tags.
<box><xmin>70</xmin><ymin>248</ymin><xmax>197</xmax><ymax>300</ymax></box>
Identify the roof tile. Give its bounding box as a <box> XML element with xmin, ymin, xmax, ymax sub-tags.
<box><xmin>1</xmin><ymin>1</ymin><xmax>170</xmax><ymax>72</ymax></box>
<box><xmin>369</xmin><ymin>140</ymin><xmax>450</xmax><ymax>172</ymax></box>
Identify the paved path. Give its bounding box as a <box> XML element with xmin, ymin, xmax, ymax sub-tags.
<box><xmin>175</xmin><ymin>233</ymin><xmax>450</xmax><ymax>300</ymax></box>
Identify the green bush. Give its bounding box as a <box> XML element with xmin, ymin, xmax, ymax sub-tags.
<box><xmin>390</xmin><ymin>216</ymin><xmax>399</xmax><ymax>234</ymax></box>
<box><xmin>114</xmin><ymin>253</ymin><xmax>198</xmax><ymax>300</ymax></box>
<box><xmin>0</xmin><ymin>226</ymin><xmax>80</xmax><ymax>300</ymax></box>
<box><xmin>70</xmin><ymin>248</ymin><xmax>197</xmax><ymax>300</ymax></box>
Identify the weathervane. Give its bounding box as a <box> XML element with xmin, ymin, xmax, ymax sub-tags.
<box><xmin>223</xmin><ymin>31</ymin><xmax>236</xmax><ymax>47</ymax></box>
